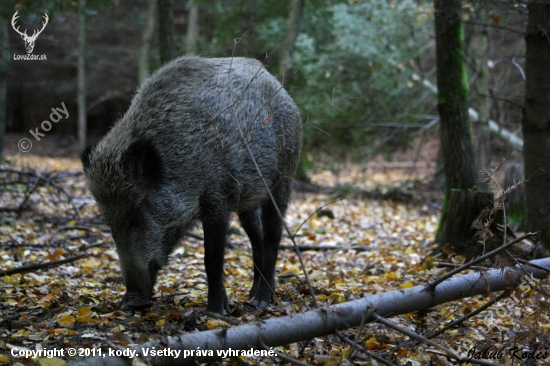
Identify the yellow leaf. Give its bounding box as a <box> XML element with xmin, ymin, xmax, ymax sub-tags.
<box><xmin>76</xmin><ymin>307</ymin><xmax>97</xmax><ymax>324</ymax></box>
<box><xmin>37</xmin><ymin>357</ymin><xmax>66</xmax><ymax>366</ymax></box>
<box><xmin>206</xmin><ymin>319</ymin><xmax>227</xmax><ymax>329</ymax></box>
<box><xmin>77</xmin><ymin>317</ymin><xmax>96</xmax><ymax>324</ymax></box>
<box><xmin>0</xmin><ymin>354</ymin><xmax>8</xmax><ymax>363</ymax></box>
<box><xmin>43</xmin><ymin>294</ymin><xmax>56</xmax><ymax>302</ymax></box>
<box><xmin>385</xmin><ymin>271</ymin><xmax>400</xmax><ymax>281</ymax></box>
<box><xmin>58</xmin><ymin>316</ymin><xmax>76</xmax><ymax>326</ymax></box>
<box><xmin>421</xmin><ymin>256</ymin><xmax>435</xmax><ymax>270</ymax></box>
<box><xmin>145</xmin><ymin>314</ymin><xmax>161</xmax><ymax>321</ymax></box>
<box><xmin>77</xmin><ymin>307</ymin><xmax>93</xmax><ymax>318</ymax></box>
<box><xmin>441</xmin><ymin>243</ymin><xmax>454</xmax><ymax>255</ymax></box>
<box><xmin>51</xmin><ymin>328</ymin><xmax>78</xmax><ymax>336</ymax></box>
<box><xmin>400</xmin><ymin>282</ymin><xmax>414</xmax><ymax>289</ymax></box>
<box><xmin>365</xmin><ymin>336</ymin><xmax>381</xmax><ymax>350</ymax></box>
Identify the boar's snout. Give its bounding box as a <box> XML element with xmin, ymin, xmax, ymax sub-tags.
<box><xmin>119</xmin><ymin>258</ymin><xmax>162</xmax><ymax>311</ymax></box>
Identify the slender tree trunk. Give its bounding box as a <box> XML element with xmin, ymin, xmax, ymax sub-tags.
<box><xmin>78</xmin><ymin>0</ymin><xmax>87</xmax><ymax>150</ymax></box>
<box><xmin>522</xmin><ymin>0</ymin><xmax>550</xmax><ymax>249</ymax></box>
<box><xmin>240</xmin><ymin>0</ymin><xmax>256</xmax><ymax>58</ymax></box>
<box><xmin>278</xmin><ymin>0</ymin><xmax>303</xmax><ymax>83</ymax></box>
<box><xmin>279</xmin><ymin>0</ymin><xmax>306</xmax><ymax>181</ymax></box>
<box><xmin>474</xmin><ymin>0</ymin><xmax>491</xmax><ymax>190</ymax></box>
<box><xmin>0</xmin><ymin>18</ymin><xmax>9</xmax><ymax>158</ymax></box>
<box><xmin>434</xmin><ymin>0</ymin><xmax>479</xmax><ymax>247</ymax></box>
<box><xmin>185</xmin><ymin>0</ymin><xmax>199</xmax><ymax>55</ymax></box>
<box><xmin>158</xmin><ymin>0</ymin><xmax>175</xmax><ymax>64</ymax></box>
<box><xmin>139</xmin><ymin>0</ymin><xmax>157</xmax><ymax>84</ymax></box>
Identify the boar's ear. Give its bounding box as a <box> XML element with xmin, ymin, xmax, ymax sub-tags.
<box><xmin>81</xmin><ymin>144</ymin><xmax>95</xmax><ymax>171</ymax></box>
<box><xmin>125</xmin><ymin>139</ymin><xmax>162</xmax><ymax>186</ymax></box>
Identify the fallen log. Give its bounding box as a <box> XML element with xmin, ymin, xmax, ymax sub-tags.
<box><xmin>70</xmin><ymin>257</ymin><xmax>550</xmax><ymax>366</ymax></box>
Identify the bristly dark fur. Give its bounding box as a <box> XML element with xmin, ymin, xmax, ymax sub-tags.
<box><xmin>80</xmin><ymin>145</ymin><xmax>95</xmax><ymax>170</ymax></box>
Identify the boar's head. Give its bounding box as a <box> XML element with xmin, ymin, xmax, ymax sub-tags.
<box><xmin>82</xmin><ymin>138</ymin><xmax>187</xmax><ymax>310</ymax></box>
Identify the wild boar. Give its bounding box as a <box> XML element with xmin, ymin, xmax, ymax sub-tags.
<box><xmin>82</xmin><ymin>56</ymin><xmax>302</xmax><ymax>314</ymax></box>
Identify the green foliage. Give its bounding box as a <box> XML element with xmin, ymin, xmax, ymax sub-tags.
<box><xmin>508</xmin><ymin>206</ymin><xmax>524</xmax><ymax>231</ymax></box>
<box><xmin>291</xmin><ymin>0</ymin><xmax>435</xmax><ymax>155</ymax></box>
<box><xmin>1</xmin><ymin>0</ymin><xmax>110</xmax><ymax>20</ymax></box>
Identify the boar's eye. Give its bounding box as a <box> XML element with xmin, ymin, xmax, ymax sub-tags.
<box><xmin>127</xmin><ymin>208</ymin><xmax>144</xmax><ymax>227</ymax></box>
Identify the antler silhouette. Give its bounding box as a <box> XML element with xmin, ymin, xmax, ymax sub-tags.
<box><xmin>11</xmin><ymin>11</ymin><xmax>49</xmax><ymax>53</ymax></box>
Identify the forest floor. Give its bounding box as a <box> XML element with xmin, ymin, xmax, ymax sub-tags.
<box><xmin>0</xmin><ymin>135</ymin><xmax>547</xmax><ymax>366</ymax></box>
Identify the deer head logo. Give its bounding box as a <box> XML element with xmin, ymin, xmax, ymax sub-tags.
<box><xmin>11</xmin><ymin>11</ymin><xmax>49</xmax><ymax>54</ymax></box>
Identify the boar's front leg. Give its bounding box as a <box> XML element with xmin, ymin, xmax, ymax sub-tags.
<box><xmin>200</xmin><ymin>196</ymin><xmax>231</xmax><ymax>315</ymax></box>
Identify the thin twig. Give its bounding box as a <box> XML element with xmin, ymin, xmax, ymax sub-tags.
<box><xmin>482</xmin><ymin>164</ymin><xmax>507</xmax><ymax>247</ymax></box>
<box><xmin>426</xmin><ymin>290</ymin><xmax>511</xmax><ymax>338</ymax></box>
<box><xmin>517</xmin><ymin>259</ymin><xmax>550</xmax><ymax>273</ymax></box>
<box><xmin>0</xmin><ymin>314</ymin><xmax>21</xmax><ymax>328</ymax></box>
<box><xmin>372</xmin><ymin>312</ymin><xmax>499</xmax><ymax>366</ymax></box>
<box><xmin>0</xmin><ymin>168</ymin><xmax>82</xmax><ymax>221</ymax></box>
<box><xmin>279</xmin><ymin>244</ymin><xmax>378</xmax><ymax>252</ymax></box>
<box><xmin>292</xmin><ymin>199</ymin><xmax>341</xmax><ymax>238</ymax></box>
<box><xmin>16</xmin><ymin>176</ymin><xmax>41</xmax><ymax>218</ymax></box>
<box><xmin>259</xmin><ymin>341</ymin><xmax>310</xmax><ymax>366</ymax></box>
<box><xmin>335</xmin><ymin>329</ymin><xmax>396</xmax><ymax>366</ymax></box>
<box><xmin>0</xmin><ymin>254</ymin><xmax>87</xmax><ymax>277</ymax></box>
<box><xmin>427</xmin><ymin>232</ymin><xmax>535</xmax><ymax>289</ymax></box>
<box><xmin>435</xmin><ymin>262</ymin><xmax>488</xmax><ymax>271</ymax></box>
<box><xmin>185</xmin><ymin>232</ymin><xmax>204</xmax><ymax>241</ymax></box>
<box><xmin>58</xmin><ymin>225</ymin><xmax>91</xmax><ymax>232</ymax></box>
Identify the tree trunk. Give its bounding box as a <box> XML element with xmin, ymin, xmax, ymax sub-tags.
<box><xmin>0</xmin><ymin>18</ymin><xmax>9</xmax><ymax>158</ymax></box>
<box><xmin>278</xmin><ymin>0</ymin><xmax>304</xmax><ymax>83</ymax></box>
<box><xmin>522</xmin><ymin>0</ymin><xmax>550</xmax><ymax>249</ymax></box>
<box><xmin>71</xmin><ymin>256</ymin><xmax>550</xmax><ymax>366</ymax></box>
<box><xmin>279</xmin><ymin>0</ymin><xmax>306</xmax><ymax>181</ymax></box>
<box><xmin>158</xmin><ymin>0</ymin><xmax>176</xmax><ymax>64</ymax></box>
<box><xmin>434</xmin><ymin>0</ymin><xmax>480</xmax><ymax>247</ymax></box>
<box><xmin>474</xmin><ymin>0</ymin><xmax>491</xmax><ymax>190</ymax></box>
<box><xmin>185</xmin><ymin>0</ymin><xmax>199</xmax><ymax>55</ymax></box>
<box><xmin>78</xmin><ymin>0</ymin><xmax>87</xmax><ymax>150</ymax></box>
<box><xmin>438</xmin><ymin>189</ymin><xmax>498</xmax><ymax>258</ymax></box>
<box><xmin>239</xmin><ymin>0</ymin><xmax>256</xmax><ymax>58</ymax></box>
<box><xmin>139</xmin><ymin>0</ymin><xmax>157</xmax><ymax>84</ymax></box>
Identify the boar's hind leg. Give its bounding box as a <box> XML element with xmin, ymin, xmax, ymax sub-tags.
<box><xmin>253</xmin><ymin>179</ymin><xmax>291</xmax><ymax>308</ymax></box>
<box><xmin>200</xmin><ymin>197</ymin><xmax>231</xmax><ymax>315</ymax></box>
<box><xmin>237</xmin><ymin>209</ymin><xmax>264</xmax><ymax>300</ymax></box>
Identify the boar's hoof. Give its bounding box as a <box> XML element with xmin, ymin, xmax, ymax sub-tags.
<box><xmin>251</xmin><ymin>299</ymin><xmax>270</xmax><ymax>309</ymax></box>
<box><xmin>120</xmin><ymin>300</ymin><xmax>152</xmax><ymax>311</ymax></box>
<box><xmin>120</xmin><ymin>294</ymin><xmax>152</xmax><ymax>311</ymax></box>
<box><xmin>206</xmin><ymin>301</ymin><xmax>232</xmax><ymax>315</ymax></box>
<box><xmin>206</xmin><ymin>291</ymin><xmax>232</xmax><ymax>315</ymax></box>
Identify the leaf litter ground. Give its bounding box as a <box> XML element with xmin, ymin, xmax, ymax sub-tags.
<box><xmin>0</xmin><ymin>155</ymin><xmax>548</xmax><ymax>366</ymax></box>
